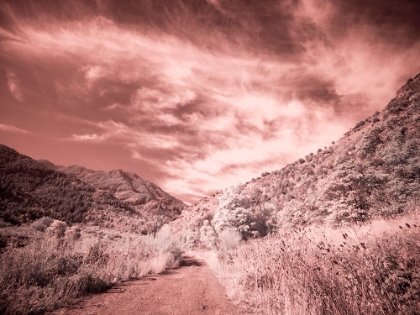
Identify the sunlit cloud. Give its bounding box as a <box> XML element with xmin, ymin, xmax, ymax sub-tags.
<box><xmin>1</xmin><ymin>0</ymin><xmax>420</xmax><ymax>203</ymax></box>
<box><xmin>71</xmin><ymin>133</ymin><xmax>106</xmax><ymax>142</ymax></box>
<box><xmin>71</xmin><ymin>120</ymin><xmax>180</xmax><ymax>150</ymax></box>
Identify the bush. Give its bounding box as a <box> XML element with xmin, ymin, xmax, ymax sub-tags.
<box><xmin>354</xmin><ymin>120</ymin><xmax>366</xmax><ymax>129</ymax></box>
<box><xmin>46</xmin><ymin>220</ymin><xmax>67</xmax><ymax>237</ymax></box>
<box><xmin>31</xmin><ymin>217</ymin><xmax>54</xmax><ymax>232</ymax></box>
<box><xmin>200</xmin><ymin>221</ymin><xmax>218</xmax><ymax>249</ymax></box>
<box><xmin>218</xmin><ymin>228</ymin><xmax>242</xmax><ymax>251</ymax></box>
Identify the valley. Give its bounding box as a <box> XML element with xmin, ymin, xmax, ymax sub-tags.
<box><xmin>1</xmin><ymin>73</ymin><xmax>420</xmax><ymax>314</ymax></box>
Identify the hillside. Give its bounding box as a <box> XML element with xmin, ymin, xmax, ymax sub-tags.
<box><xmin>174</xmin><ymin>73</ymin><xmax>420</xmax><ymax>246</ymax></box>
<box><xmin>0</xmin><ymin>145</ymin><xmax>94</xmax><ymax>225</ymax></box>
<box><xmin>0</xmin><ymin>145</ymin><xmax>186</xmax><ymax>233</ymax></box>
<box><xmin>57</xmin><ymin>165</ymin><xmax>185</xmax><ymax>220</ymax></box>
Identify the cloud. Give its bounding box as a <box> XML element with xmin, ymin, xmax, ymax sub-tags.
<box><xmin>1</xmin><ymin>0</ymin><xmax>420</xmax><ymax>203</ymax></box>
<box><xmin>328</xmin><ymin>0</ymin><xmax>420</xmax><ymax>47</ymax></box>
<box><xmin>0</xmin><ymin>2</ymin><xmax>27</xmax><ymax>42</ymax></box>
<box><xmin>5</xmin><ymin>72</ymin><xmax>24</xmax><ymax>101</ymax></box>
<box><xmin>0</xmin><ymin>123</ymin><xmax>30</xmax><ymax>134</ymax></box>
<box><xmin>71</xmin><ymin>120</ymin><xmax>181</xmax><ymax>151</ymax></box>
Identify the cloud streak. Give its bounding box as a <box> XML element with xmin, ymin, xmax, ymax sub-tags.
<box><xmin>0</xmin><ymin>123</ymin><xmax>30</xmax><ymax>134</ymax></box>
<box><xmin>1</xmin><ymin>0</ymin><xmax>420</xmax><ymax>203</ymax></box>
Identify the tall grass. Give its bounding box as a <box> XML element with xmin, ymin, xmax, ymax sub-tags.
<box><xmin>0</xmin><ymin>224</ymin><xmax>181</xmax><ymax>315</ymax></box>
<box><xmin>210</xmin><ymin>218</ymin><xmax>420</xmax><ymax>315</ymax></box>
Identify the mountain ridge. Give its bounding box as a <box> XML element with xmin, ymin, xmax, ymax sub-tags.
<box><xmin>0</xmin><ymin>145</ymin><xmax>186</xmax><ymax>233</ymax></box>
<box><xmin>56</xmin><ymin>164</ymin><xmax>186</xmax><ymax>220</ymax></box>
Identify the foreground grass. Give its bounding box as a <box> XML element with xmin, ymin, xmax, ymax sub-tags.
<box><xmin>209</xmin><ymin>217</ymin><xmax>420</xmax><ymax>315</ymax></box>
<box><xmin>0</xmin><ymin>223</ymin><xmax>181</xmax><ymax>315</ymax></box>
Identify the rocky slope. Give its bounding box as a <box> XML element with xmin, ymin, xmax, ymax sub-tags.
<box><xmin>174</xmin><ymin>73</ymin><xmax>420</xmax><ymax>246</ymax></box>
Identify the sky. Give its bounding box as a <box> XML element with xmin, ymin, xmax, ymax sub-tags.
<box><xmin>1</xmin><ymin>0</ymin><xmax>420</xmax><ymax>204</ymax></box>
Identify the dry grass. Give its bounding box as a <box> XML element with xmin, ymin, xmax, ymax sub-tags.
<box><xmin>209</xmin><ymin>216</ymin><xmax>420</xmax><ymax>315</ymax></box>
<box><xmin>0</xmin><ymin>224</ymin><xmax>181</xmax><ymax>315</ymax></box>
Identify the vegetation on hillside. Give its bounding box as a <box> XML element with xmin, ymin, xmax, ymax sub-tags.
<box><xmin>0</xmin><ymin>146</ymin><xmax>186</xmax><ymax>314</ymax></box>
<box><xmin>175</xmin><ymin>73</ymin><xmax>420</xmax><ymax>249</ymax></box>
<box><xmin>0</xmin><ymin>145</ymin><xmax>186</xmax><ymax>235</ymax></box>
<box><xmin>0</xmin><ymin>145</ymin><xmax>94</xmax><ymax>225</ymax></box>
<box><xmin>58</xmin><ymin>166</ymin><xmax>185</xmax><ymax>221</ymax></box>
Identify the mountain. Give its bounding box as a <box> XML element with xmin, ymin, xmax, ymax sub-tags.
<box><xmin>0</xmin><ymin>145</ymin><xmax>186</xmax><ymax>233</ymax></box>
<box><xmin>174</xmin><ymin>73</ymin><xmax>420</xmax><ymax>245</ymax></box>
<box><xmin>56</xmin><ymin>165</ymin><xmax>185</xmax><ymax>220</ymax></box>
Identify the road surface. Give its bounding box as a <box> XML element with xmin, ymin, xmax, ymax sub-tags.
<box><xmin>53</xmin><ymin>256</ymin><xmax>249</xmax><ymax>315</ymax></box>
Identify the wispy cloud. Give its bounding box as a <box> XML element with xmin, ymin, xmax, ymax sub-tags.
<box><xmin>1</xmin><ymin>0</ymin><xmax>420</xmax><ymax>203</ymax></box>
<box><xmin>5</xmin><ymin>72</ymin><xmax>24</xmax><ymax>101</ymax></box>
<box><xmin>0</xmin><ymin>123</ymin><xmax>30</xmax><ymax>134</ymax></box>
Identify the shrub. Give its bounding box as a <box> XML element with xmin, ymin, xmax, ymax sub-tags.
<box><xmin>354</xmin><ymin>120</ymin><xmax>366</xmax><ymax>129</ymax></box>
<box><xmin>200</xmin><ymin>221</ymin><xmax>218</xmax><ymax>249</ymax></box>
<box><xmin>46</xmin><ymin>220</ymin><xmax>67</xmax><ymax>237</ymax></box>
<box><xmin>218</xmin><ymin>228</ymin><xmax>242</xmax><ymax>252</ymax></box>
<box><xmin>31</xmin><ymin>217</ymin><xmax>54</xmax><ymax>232</ymax></box>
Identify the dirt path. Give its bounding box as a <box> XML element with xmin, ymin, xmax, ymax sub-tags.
<box><xmin>53</xmin><ymin>256</ymin><xmax>249</xmax><ymax>315</ymax></box>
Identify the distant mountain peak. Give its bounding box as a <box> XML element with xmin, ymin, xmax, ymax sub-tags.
<box><xmin>58</xmin><ymin>164</ymin><xmax>186</xmax><ymax>218</ymax></box>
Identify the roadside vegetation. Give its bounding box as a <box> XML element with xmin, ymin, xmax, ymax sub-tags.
<box><xmin>206</xmin><ymin>215</ymin><xmax>420</xmax><ymax>315</ymax></box>
<box><xmin>0</xmin><ymin>219</ymin><xmax>181</xmax><ymax>315</ymax></box>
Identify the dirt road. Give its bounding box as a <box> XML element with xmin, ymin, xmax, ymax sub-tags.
<box><xmin>53</xmin><ymin>256</ymin><xmax>248</xmax><ymax>315</ymax></box>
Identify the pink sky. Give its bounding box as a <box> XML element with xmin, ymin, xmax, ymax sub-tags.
<box><xmin>1</xmin><ymin>0</ymin><xmax>420</xmax><ymax>204</ymax></box>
